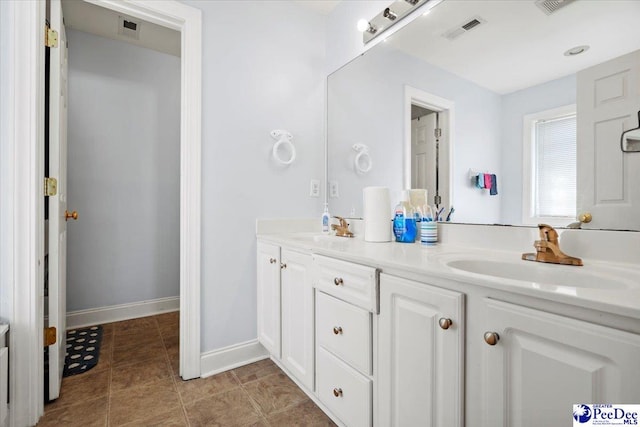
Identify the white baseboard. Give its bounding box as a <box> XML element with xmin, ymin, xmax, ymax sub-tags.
<box><xmin>200</xmin><ymin>340</ymin><xmax>269</xmax><ymax>378</ymax></box>
<box><xmin>65</xmin><ymin>296</ymin><xmax>179</xmax><ymax>330</ymax></box>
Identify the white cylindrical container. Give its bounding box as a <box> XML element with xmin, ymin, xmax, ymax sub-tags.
<box><xmin>363</xmin><ymin>186</ymin><xmax>391</xmax><ymax>242</ymax></box>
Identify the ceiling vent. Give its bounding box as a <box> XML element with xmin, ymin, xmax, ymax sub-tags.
<box><xmin>534</xmin><ymin>0</ymin><xmax>577</xmax><ymax>15</ymax></box>
<box><xmin>443</xmin><ymin>16</ymin><xmax>486</xmax><ymax>41</ymax></box>
<box><xmin>118</xmin><ymin>16</ymin><xmax>140</xmax><ymax>40</ymax></box>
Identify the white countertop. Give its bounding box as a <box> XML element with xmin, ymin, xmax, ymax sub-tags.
<box><xmin>258</xmin><ymin>232</ymin><xmax>640</xmax><ymax>321</ymax></box>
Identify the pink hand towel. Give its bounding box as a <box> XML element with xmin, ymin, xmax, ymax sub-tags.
<box><xmin>484</xmin><ymin>173</ymin><xmax>492</xmax><ymax>190</ymax></box>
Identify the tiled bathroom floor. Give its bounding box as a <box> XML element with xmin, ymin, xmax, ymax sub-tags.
<box><xmin>38</xmin><ymin>313</ymin><xmax>335</xmax><ymax>426</ymax></box>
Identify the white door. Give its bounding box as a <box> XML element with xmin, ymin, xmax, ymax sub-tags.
<box><xmin>256</xmin><ymin>242</ymin><xmax>281</xmax><ymax>358</ymax></box>
<box><xmin>378</xmin><ymin>274</ymin><xmax>464</xmax><ymax>427</ymax></box>
<box><xmin>482</xmin><ymin>299</ymin><xmax>640</xmax><ymax>427</ymax></box>
<box><xmin>280</xmin><ymin>249</ymin><xmax>314</xmax><ymax>390</ymax></box>
<box><xmin>577</xmin><ymin>49</ymin><xmax>640</xmax><ymax>230</ymax></box>
<box><xmin>411</xmin><ymin>114</ymin><xmax>432</xmax><ymax>191</ymax></box>
<box><xmin>47</xmin><ymin>0</ymin><xmax>69</xmax><ymax>400</ymax></box>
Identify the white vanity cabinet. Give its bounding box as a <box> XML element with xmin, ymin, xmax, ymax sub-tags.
<box><xmin>313</xmin><ymin>254</ymin><xmax>377</xmax><ymax>427</ymax></box>
<box><xmin>480</xmin><ymin>299</ymin><xmax>640</xmax><ymax>427</ymax></box>
<box><xmin>377</xmin><ymin>274</ymin><xmax>464</xmax><ymax>427</ymax></box>
<box><xmin>257</xmin><ymin>241</ymin><xmax>314</xmax><ymax>390</ymax></box>
<box><xmin>257</xmin><ymin>241</ymin><xmax>281</xmax><ymax>358</ymax></box>
<box><xmin>280</xmin><ymin>248</ymin><xmax>314</xmax><ymax>391</ymax></box>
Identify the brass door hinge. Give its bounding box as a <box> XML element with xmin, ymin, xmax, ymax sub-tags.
<box><xmin>44</xmin><ymin>177</ymin><xmax>57</xmax><ymax>196</ymax></box>
<box><xmin>44</xmin><ymin>327</ymin><xmax>57</xmax><ymax>346</ymax></box>
<box><xmin>45</xmin><ymin>25</ymin><xmax>58</xmax><ymax>48</ymax></box>
<box><xmin>434</xmin><ymin>128</ymin><xmax>442</xmax><ymax>138</ymax></box>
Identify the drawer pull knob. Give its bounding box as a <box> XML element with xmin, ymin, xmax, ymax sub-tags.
<box><xmin>334</xmin><ymin>277</ymin><xmax>344</xmax><ymax>286</ymax></box>
<box><xmin>280</xmin><ymin>263</ymin><xmax>287</xmax><ymax>269</ymax></box>
<box><xmin>438</xmin><ymin>318</ymin><xmax>453</xmax><ymax>330</ymax></box>
<box><xmin>484</xmin><ymin>331</ymin><xmax>500</xmax><ymax>346</ymax></box>
<box><xmin>269</xmin><ymin>258</ymin><xmax>276</xmax><ymax>264</ymax></box>
<box><xmin>333</xmin><ymin>326</ymin><xmax>343</xmax><ymax>335</ymax></box>
<box><xmin>333</xmin><ymin>388</ymin><xmax>343</xmax><ymax>397</ymax></box>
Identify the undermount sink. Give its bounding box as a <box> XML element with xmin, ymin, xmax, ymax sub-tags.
<box><xmin>286</xmin><ymin>233</ymin><xmax>352</xmax><ymax>243</ymax></box>
<box><xmin>446</xmin><ymin>259</ymin><xmax>631</xmax><ymax>290</ymax></box>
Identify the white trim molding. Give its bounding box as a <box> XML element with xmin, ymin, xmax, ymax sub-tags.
<box><xmin>200</xmin><ymin>341</ymin><xmax>269</xmax><ymax>378</ymax></box>
<box><xmin>65</xmin><ymin>297</ymin><xmax>179</xmax><ymax>330</ymax></box>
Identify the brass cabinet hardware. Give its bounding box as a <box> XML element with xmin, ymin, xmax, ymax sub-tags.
<box><xmin>65</xmin><ymin>210</ymin><xmax>78</xmax><ymax>221</ymax></box>
<box><xmin>333</xmin><ymin>326</ymin><xmax>343</xmax><ymax>335</ymax></box>
<box><xmin>44</xmin><ymin>327</ymin><xmax>57</xmax><ymax>346</ymax></box>
<box><xmin>334</xmin><ymin>277</ymin><xmax>344</xmax><ymax>286</ymax></box>
<box><xmin>269</xmin><ymin>258</ymin><xmax>277</xmax><ymax>264</ymax></box>
<box><xmin>484</xmin><ymin>331</ymin><xmax>500</xmax><ymax>346</ymax></box>
<box><xmin>333</xmin><ymin>387</ymin><xmax>343</xmax><ymax>397</ymax></box>
<box><xmin>578</xmin><ymin>212</ymin><xmax>592</xmax><ymax>224</ymax></box>
<box><xmin>438</xmin><ymin>318</ymin><xmax>453</xmax><ymax>330</ymax></box>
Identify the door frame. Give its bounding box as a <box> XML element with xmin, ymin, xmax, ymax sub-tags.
<box><xmin>2</xmin><ymin>1</ymin><xmax>202</xmax><ymax>424</ymax></box>
<box><xmin>404</xmin><ymin>85</ymin><xmax>455</xmax><ymax>205</ymax></box>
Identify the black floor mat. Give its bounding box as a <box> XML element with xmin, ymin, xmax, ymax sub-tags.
<box><xmin>63</xmin><ymin>325</ymin><xmax>103</xmax><ymax>377</ymax></box>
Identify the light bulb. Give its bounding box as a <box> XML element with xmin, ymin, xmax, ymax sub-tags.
<box><xmin>357</xmin><ymin>19</ymin><xmax>369</xmax><ymax>32</ymax></box>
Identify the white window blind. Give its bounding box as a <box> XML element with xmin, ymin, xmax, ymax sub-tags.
<box><xmin>534</xmin><ymin>114</ymin><xmax>577</xmax><ymax>218</ymax></box>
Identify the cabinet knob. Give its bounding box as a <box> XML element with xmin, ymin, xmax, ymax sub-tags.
<box><xmin>333</xmin><ymin>326</ymin><xmax>343</xmax><ymax>335</ymax></box>
<box><xmin>280</xmin><ymin>263</ymin><xmax>287</xmax><ymax>269</ymax></box>
<box><xmin>483</xmin><ymin>331</ymin><xmax>500</xmax><ymax>346</ymax></box>
<box><xmin>334</xmin><ymin>277</ymin><xmax>344</xmax><ymax>286</ymax></box>
<box><xmin>438</xmin><ymin>318</ymin><xmax>453</xmax><ymax>330</ymax></box>
<box><xmin>269</xmin><ymin>258</ymin><xmax>277</xmax><ymax>264</ymax></box>
<box><xmin>333</xmin><ymin>388</ymin><xmax>343</xmax><ymax>397</ymax></box>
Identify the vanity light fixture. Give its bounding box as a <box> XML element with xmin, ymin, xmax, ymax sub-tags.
<box><xmin>405</xmin><ymin>0</ymin><xmax>420</xmax><ymax>5</ymax></box>
<box><xmin>383</xmin><ymin>8</ymin><xmax>398</xmax><ymax>21</ymax></box>
<box><xmin>564</xmin><ymin>45</ymin><xmax>590</xmax><ymax>56</ymax></box>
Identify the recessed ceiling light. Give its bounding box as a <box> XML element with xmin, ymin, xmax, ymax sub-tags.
<box><xmin>564</xmin><ymin>45</ymin><xmax>590</xmax><ymax>56</ymax></box>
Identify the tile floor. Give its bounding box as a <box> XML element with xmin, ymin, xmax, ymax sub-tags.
<box><xmin>38</xmin><ymin>313</ymin><xmax>335</xmax><ymax>426</ymax></box>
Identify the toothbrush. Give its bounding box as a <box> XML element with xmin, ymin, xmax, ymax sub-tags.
<box><xmin>445</xmin><ymin>206</ymin><xmax>455</xmax><ymax>222</ymax></box>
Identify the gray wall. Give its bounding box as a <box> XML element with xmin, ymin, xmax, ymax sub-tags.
<box><xmin>500</xmin><ymin>74</ymin><xmax>576</xmax><ymax>225</ymax></box>
<box><xmin>66</xmin><ymin>29</ymin><xmax>180</xmax><ymax>311</ymax></box>
<box><xmin>182</xmin><ymin>1</ymin><xmax>326</xmax><ymax>352</ymax></box>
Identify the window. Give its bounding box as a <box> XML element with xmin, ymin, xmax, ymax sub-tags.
<box><xmin>522</xmin><ymin>105</ymin><xmax>577</xmax><ymax>225</ymax></box>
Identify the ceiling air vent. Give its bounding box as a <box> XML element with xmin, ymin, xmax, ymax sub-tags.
<box><xmin>118</xmin><ymin>16</ymin><xmax>140</xmax><ymax>40</ymax></box>
<box><xmin>534</xmin><ymin>0</ymin><xmax>577</xmax><ymax>15</ymax></box>
<box><xmin>443</xmin><ymin>16</ymin><xmax>487</xmax><ymax>41</ymax></box>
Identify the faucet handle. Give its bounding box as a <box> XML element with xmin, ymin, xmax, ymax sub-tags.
<box><xmin>333</xmin><ymin>216</ymin><xmax>348</xmax><ymax>228</ymax></box>
<box><xmin>537</xmin><ymin>224</ymin><xmax>559</xmax><ymax>245</ymax></box>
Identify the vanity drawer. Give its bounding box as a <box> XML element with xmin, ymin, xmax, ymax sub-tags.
<box><xmin>317</xmin><ymin>292</ymin><xmax>372</xmax><ymax>374</ymax></box>
<box><xmin>313</xmin><ymin>254</ymin><xmax>377</xmax><ymax>312</ymax></box>
<box><xmin>317</xmin><ymin>346</ymin><xmax>372</xmax><ymax>427</ymax></box>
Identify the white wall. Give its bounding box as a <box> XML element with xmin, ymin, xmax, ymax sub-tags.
<box><xmin>181</xmin><ymin>1</ymin><xmax>326</xmax><ymax>352</ymax></box>
<box><xmin>66</xmin><ymin>30</ymin><xmax>181</xmax><ymax>311</ymax></box>
<box><xmin>328</xmin><ymin>44</ymin><xmax>503</xmax><ymax>224</ymax></box>
<box><xmin>0</xmin><ymin>0</ymin><xmax>11</xmax><ymax>324</ymax></box>
<box><xmin>499</xmin><ymin>74</ymin><xmax>576</xmax><ymax>225</ymax></box>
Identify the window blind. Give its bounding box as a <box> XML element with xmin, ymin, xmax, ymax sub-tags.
<box><xmin>534</xmin><ymin>114</ymin><xmax>577</xmax><ymax>218</ymax></box>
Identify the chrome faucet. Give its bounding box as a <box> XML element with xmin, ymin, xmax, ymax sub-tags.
<box><xmin>331</xmin><ymin>216</ymin><xmax>354</xmax><ymax>238</ymax></box>
<box><xmin>522</xmin><ymin>224</ymin><xmax>583</xmax><ymax>266</ymax></box>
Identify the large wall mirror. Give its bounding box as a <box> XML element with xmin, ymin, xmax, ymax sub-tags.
<box><xmin>327</xmin><ymin>0</ymin><xmax>640</xmax><ymax>231</ymax></box>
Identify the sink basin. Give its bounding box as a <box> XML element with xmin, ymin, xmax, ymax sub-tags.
<box><xmin>446</xmin><ymin>259</ymin><xmax>631</xmax><ymax>290</ymax></box>
<box><xmin>286</xmin><ymin>233</ymin><xmax>353</xmax><ymax>243</ymax></box>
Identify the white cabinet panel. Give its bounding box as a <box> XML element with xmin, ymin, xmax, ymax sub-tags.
<box><xmin>378</xmin><ymin>274</ymin><xmax>464</xmax><ymax>427</ymax></box>
<box><xmin>313</xmin><ymin>254</ymin><xmax>377</xmax><ymax>312</ymax></box>
<box><xmin>281</xmin><ymin>249</ymin><xmax>314</xmax><ymax>391</ymax></box>
<box><xmin>482</xmin><ymin>299</ymin><xmax>640</xmax><ymax>427</ymax></box>
<box><xmin>257</xmin><ymin>242</ymin><xmax>281</xmax><ymax>358</ymax></box>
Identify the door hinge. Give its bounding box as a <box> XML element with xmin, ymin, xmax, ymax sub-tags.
<box><xmin>44</xmin><ymin>327</ymin><xmax>57</xmax><ymax>347</ymax></box>
<box><xmin>44</xmin><ymin>177</ymin><xmax>58</xmax><ymax>196</ymax></box>
<box><xmin>45</xmin><ymin>25</ymin><xmax>58</xmax><ymax>48</ymax></box>
<box><xmin>434</xmin><ymin>128</ymin><xmax>442</xmax><ymax>139</ymax></box>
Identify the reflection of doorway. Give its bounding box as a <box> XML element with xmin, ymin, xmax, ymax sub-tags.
<box><xmin>404</xmin><ymin>86</ymin><xmax>454</xmax><ymax>211</ymax></box>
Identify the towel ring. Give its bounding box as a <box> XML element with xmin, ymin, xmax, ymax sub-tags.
<box><xmin>353</xmin><ymin>144</ymin><xmax>372</xmax><ymax>174</ymax></box>
<box><xmin>270</xmin><ymin>130</ymin><xmax>296</xmax><ymax>165</ymax></box>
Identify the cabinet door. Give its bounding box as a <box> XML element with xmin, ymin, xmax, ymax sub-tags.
<box><xmin>257</xmin><ymin>242</ymin><xmax>281</xmax><ymax>358</ymax></box>
<box><xmin>482</xmin><ymin>299</ymin><xmax>640</xmax><ymax>427</ymax></box>
<box><xmin>378</xmin><ymin>274</ymin><xmax>464</xmax><ymax>427</ymax></box>
<box><xmin>281</xmin><ymin>249</ymin><xmax>314</xmax><ymax>390</ymax></box>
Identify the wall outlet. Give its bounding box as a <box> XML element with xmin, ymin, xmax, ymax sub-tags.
<box><xmin>329</xmin><ymin>181</ymin><xmax>339</xmax><ymax>198</ymax></box>
<box><xmin>310</xmin><ymin>179</ymin><xmax>320</xmax><ymax>197</ymax></box>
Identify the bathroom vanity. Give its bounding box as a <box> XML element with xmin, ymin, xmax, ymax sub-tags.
<box><xmin>256</xmin><ymin>222</ymin><xmax>640</xmax><ymax>427</ymax></box>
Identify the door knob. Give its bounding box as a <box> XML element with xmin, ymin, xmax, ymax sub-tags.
<box><xmin>578</xmin><ymin>212</ymin><xmax>592</xmax><ymax>224</ymax></box>
<box><xmin>65</xmin><ymin>210</ymin><xmax>78</xmax><ymax>221</ymax></box>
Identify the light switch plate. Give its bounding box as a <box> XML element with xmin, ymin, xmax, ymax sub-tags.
<box><xmin>310</xmin><ymin>179</ymin><xmax>320</xmax><ymax>197</ymax></box>
<box><xmin>329</xmin><ymin>181</ymin><xmax>339</xmax><ymax>198</ymax></box>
